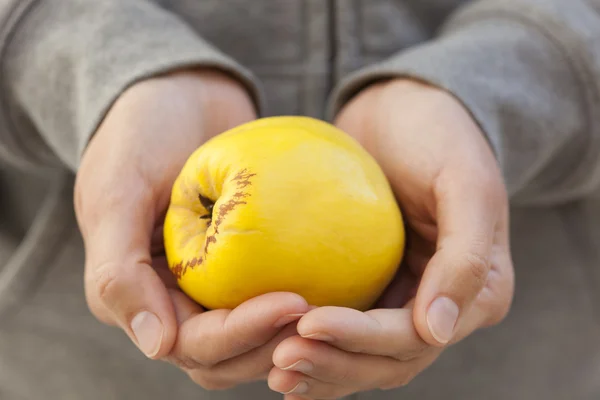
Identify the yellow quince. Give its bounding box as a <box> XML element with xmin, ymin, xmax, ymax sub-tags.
<box><xmin>164</xmin><ymin>116</ymin><xmax>404</xmax><ymax>311</ymax></box>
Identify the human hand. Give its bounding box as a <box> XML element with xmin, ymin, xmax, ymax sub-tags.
<box><xmin>268</xmin><ymin>79</ymin><xmax>515</xmax><ymax>398</ymax></box>
<box><xmin>74</xmin><ymin>69</ymin><xmax>310</xmax><ymax>389</ymax></box>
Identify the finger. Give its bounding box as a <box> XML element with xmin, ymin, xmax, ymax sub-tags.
<box><xmin>270</xmin><ymin>336</ymin><xmax>441</xmax><ymax>397</ymax></box>
<box><xmin>171</xmin><ymin>292</ymin><xmax>309</xmax><ymax>367</ymax></box>
<box><xmin>78</xmin><ymin>181</ymin><xmax>177</xmax><ymax>360</ymax></box>
<box><xmin>161</xmin><ymin>288</ymin><xmax>204</xmax><ymax>370</ymax></box>
<box><xmin>375</xmin><ymin>265</ymin><xmax>419</xmax><ymax>309</ymax></box>
<box><xmin>184</xmin><ymin>323</ymin><xmax>299</xmax><ymax>390</ymax></box>
<box><xmin>296</xmin><ymin>307</ymin><xmax>429</xmax><ymax>360</ymax></box>
<box><xmin>274</xmin><ymin>335</ymin><xmax>399</xmax><ymax>385</ymax></box>
<box><xmin>451</xmin><ymin>246</ymin><xmax>515</xmax><ymax>343</ymax></box>
<box><xmin>269</xmin><ymin>367</ymin><xmax>340</xmax><ymax>399</ymax></box>
<box><xmin>167</xmin><ymin>288</ymin><xmax>203</xmax><ymax>325</ymax></box>
<box><xmin>413</xmin><ymin>170</ymin><xmax>502</xmax><ymax>346</ymax></box>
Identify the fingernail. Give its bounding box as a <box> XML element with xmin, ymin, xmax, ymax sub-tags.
<box><xmin>427</xmin><ymin>297</ymin><xmax>459</xmax><ymax>344</ymax></box>
<box><xmin>301</xmin><ymin>332</ymin><xmax>334</xmax><ymax>342</ymax></box>
<box><xmin>282</xmin><ymin>381</ymin><xmax>309</xmax><ymax>395</ymax></box>
<box><xmin>281</xmin><ymin>359</ymin><xmax>314</xmax><ymax>373</ymax></box>
<box><xmin>274</xmin><ymin>313</ymin><xmax>305</xmax><ymax>328</ymax></box>
<box><xmin>131</xmin><ymin>311</ymin><xmax>163</xmax><ymax>357</ymax></box>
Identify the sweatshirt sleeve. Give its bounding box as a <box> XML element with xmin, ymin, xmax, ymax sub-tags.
<box><xmin>329</xmin><ymin>0</ymin><xmax>600</xmax><ymax>205</ymax></box>
<box><xmin>0</xmin><ymin>0</ymin><xmax>263</xmax><ymax>171</ymax></box>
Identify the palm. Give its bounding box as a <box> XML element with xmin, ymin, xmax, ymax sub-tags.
<box><xmin>335</xmin><ymin>80</ymin><xmax>514</xmax><ymax>339</ymax></box>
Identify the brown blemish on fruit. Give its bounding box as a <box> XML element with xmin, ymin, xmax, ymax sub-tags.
<box><xmin>232</xmin><ymin>191</ymin><xmax>249</xmax><ymax>199</ymax></box>
<box><xmin>204</xmin><ymin>235</ymin><xmax>217</xmax><ymax>253</ymax></box>
<box><xmin>172</xmin><ymin>256</ymin><xmax>204</xmax><ymax>280</ymax></box>
<box><xmin>172</xmin><ymin>262</ymin><xmax>184</xmax><ymax>280</ymax></box>
<box><xmin>203</xmin><ymin>169</ymin><xmax>255</xmax><ymax>253</ymax></box>
<box><xmin>232</xmin><ymin>169</ymin><xmax>256</xmax><ymax>188</ymax></box>
<box><xmin>171</xmin><ymin>169</ymin><xmax>255</xmax><ymax>280</ymax></box>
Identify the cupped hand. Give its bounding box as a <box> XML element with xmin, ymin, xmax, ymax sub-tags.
<box><xmin>269</xmin><ymin>79</ymin><xmax>515</xmax><ymax>398</ymax></box>
<box><xmin>74</xmin><ymin>69</ymin><xmax>310</xmax><ymax>389</ymax></box>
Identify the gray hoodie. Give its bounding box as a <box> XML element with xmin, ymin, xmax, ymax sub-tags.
<box><xmin>1</xmin><ymin>1</ymin><xmax>600</xmax><ymax>399</ymax></box>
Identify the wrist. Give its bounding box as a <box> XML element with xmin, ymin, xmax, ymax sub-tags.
<box><xmin>380</xmin><ymin>78</ymin><xmax>459</xmax><ymax>105</ymax></box>
<box><xmin>335</xmin><ymin>75</ymin><xmax>485</xmax><ymax>154</ymax></box>
<box><xmin>188</xmin><ymin>68</ymin><xmax>258</xmax><ymax>138</ymax></box>
<box><xmin>95</xmin><ymin>67</ymin><xmax>256</xmax><ymax>144</ymax></box>
<box><xmin>132</xmin><ymin>68</ymin><xmax>257</xmax><ymax>137</ymax></box>
<box><xmin>347</xmin><ymin>77</ymin><xmax>446</xmax><ymax>104</ymax></box>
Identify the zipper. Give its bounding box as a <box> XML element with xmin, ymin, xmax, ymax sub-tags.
<box><xmin>327</xmin><ymin>0</ymin><xmax>338</xmax><ymax>95</ymax></box>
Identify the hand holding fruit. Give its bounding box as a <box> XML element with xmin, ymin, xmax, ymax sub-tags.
<box><xmin>74</xmin><ymin>69</ymin><xmax>309</xmax><ymax>388</ymax></box>
<box><xmin>268</xmin><ymin>80</ymin><xmax>515</xmax><ymax>399</ymax></box>
<box><xmin>163</xmin><ymin>116</ymin><xmax>405</xmax><ymax>311</ymax></box>
<box><xmin>75</xmin><ymin>68</ymin><xmax>514</xmax><ymax>397</ymax></box>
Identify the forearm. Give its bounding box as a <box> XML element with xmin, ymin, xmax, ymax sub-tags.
<box><xmin>0</xmin><ymin>0</ymin><xmax>262</xmax><ymax>171</ymax></box>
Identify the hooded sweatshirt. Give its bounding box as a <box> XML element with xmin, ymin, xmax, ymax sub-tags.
<box><xmin>1</xmin><ymin>1</ymin><xmax>600</xmax><ymax>399</ymax></box>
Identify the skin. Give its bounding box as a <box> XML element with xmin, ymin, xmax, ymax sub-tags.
<box><xmin>75</xmin><ymin>69</ymin><xmax>309</xmax><ymax>387</ymax></box>
<box><xmin>75</xmin><ymin>71</ymin><xmax>514</xmax><ymax>396</ymax></box>
<box><xmin>269</xmin><ymin>80</ymin><xmax>515</xmax><ymax>399</ymax></box>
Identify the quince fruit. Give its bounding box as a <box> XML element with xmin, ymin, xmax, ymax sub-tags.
<box><xmin>164</xmin><ymin>116</ymin><xmax>404</xmax><ymax>310</ymax></box>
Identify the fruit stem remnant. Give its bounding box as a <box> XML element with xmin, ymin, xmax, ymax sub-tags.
<box><xmin>171</xmin><ymin>169</ymin><xmax>256</xmax><ymax>281</ymax></box>
<box><xmin>198</xmin><ymin>193</ymin><xmax>214</xmax><ymax>221</ymax></box>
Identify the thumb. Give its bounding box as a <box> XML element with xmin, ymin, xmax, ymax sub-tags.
<box><xmin>412</xmin><ymin>172</ymin><xmax>500</xmax><ymax>346</ymax></box>
<box><xmin>77</xmin><ymin>180</ymin><xmax>177</xmax><ymax>359</ymax></box>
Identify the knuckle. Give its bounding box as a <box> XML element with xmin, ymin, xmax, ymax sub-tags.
<box><xmin>83</xmin><ymin>283</ymin><xmax>105</xmax><ymax>321</ymax></box>
<box><xmin>93</xmin><ymin>263</ymin><xmax>122</xmax><ymax>305</ymax></box>
<box><xmin>84</xmin><ymin>265</ymin><xmax>119</xmax><ymax>325</ymax></box>
<box><xmin>167</xmin><ymin>356</ymin><xmax>201</xmax><ymax>370</ymax></box>
<box><xmin>462</xmin><ymin>252</ymin><xmax>489</xmax><ymax>284</ymax></box>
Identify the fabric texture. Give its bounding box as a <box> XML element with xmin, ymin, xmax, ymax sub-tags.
<box><xmin>1</xmin><ymin>1</ymin><xmax>599</xmax><ymax>399</ymax></box>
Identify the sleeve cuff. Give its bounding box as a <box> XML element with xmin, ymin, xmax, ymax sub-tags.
<box><xmin>327</xmin><ymin>4</ymin><xmax>597</xmax><ymax>201</ymax></box>
<box><xmin>1</xmin><ymin>0</ymin><xmax>265</xmax><ymax>170</ymax></box>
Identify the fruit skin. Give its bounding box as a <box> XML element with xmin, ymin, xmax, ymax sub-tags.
<box><xmin>163</xmin><ymin>116</ymin><xmax>405</xmax><ymax>311</ymax></box>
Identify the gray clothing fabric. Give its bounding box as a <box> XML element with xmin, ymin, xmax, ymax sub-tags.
<box><xmin>1</xmin><ymin>1</ymin><xmax>600</xmax><ymax>399</ymax></box>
